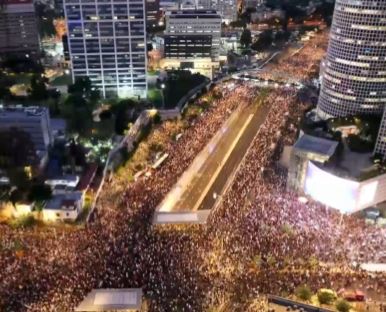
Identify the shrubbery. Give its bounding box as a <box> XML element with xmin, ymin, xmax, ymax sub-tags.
<box><xmin>336</xmin><ymin>299</ymin><xmax>351</xmax><ymax>312</ymax></box>
<box><xmin>296</xmin><ymin>285</ymin><xmax>312</xmax><ymax>301</ymax></box>
<box><xmin>317</xmin><ymin>289</ymin><xmax>336</xmax><ymax>305</ymax></box>
<box><xmin>346</xmin><ymin>134</ymin><xmax>373</xmax><ymax>153</ymax></box>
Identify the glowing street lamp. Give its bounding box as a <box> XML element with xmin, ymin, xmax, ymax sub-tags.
<box><xmin>160</xmin><ymin>83</ymin><xmax>166</xmax><ymax>109</ymax></box>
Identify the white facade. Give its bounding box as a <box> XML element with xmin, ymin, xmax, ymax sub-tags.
<box><xmin>43</xmin><ymin>191</ymin><xmax>84</xmax><ymax>222</ymax></box>
<box><xmin>303</xmin><ymin>161</ymin><xmax>386</xmax><ymax>213</ymax></box>
<box><xmin>64</xmin><ymin>0</ymin><xmax>148</xmax><ymax>98</ymax></box>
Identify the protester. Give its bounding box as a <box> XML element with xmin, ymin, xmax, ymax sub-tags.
<box><xmin>0</xmin><ymin>37</ymin><xmax>384</xmax><ymax>312</ymax></box>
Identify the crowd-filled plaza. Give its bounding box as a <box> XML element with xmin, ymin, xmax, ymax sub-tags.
<box><xmin>0</xmin><ymin>31</ymin><xmax>385</xmax><ymax>312</ymax></box>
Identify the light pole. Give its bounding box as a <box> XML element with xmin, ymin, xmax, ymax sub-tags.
<box><xmin>160</xmin><ymin>83</ymin><xmax>166</xmax><ymax>109</ymax></box>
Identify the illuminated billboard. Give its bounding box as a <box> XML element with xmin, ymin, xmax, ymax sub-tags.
<box><xmin>304</xmin><ymin>162</ymin><xmax>359</xmax><ymax>213</ymax></box>
<box><xmin>304</xmin><ymin>161</ymin><xmax>386</xmax><ymax>213</ymax></box>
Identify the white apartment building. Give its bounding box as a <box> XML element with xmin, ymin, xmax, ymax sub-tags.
<box><xmin>64</xmin><ymin>0</ymin><xmax>148</xmax><ymax>98</ymax></box>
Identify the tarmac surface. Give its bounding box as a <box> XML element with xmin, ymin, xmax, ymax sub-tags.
<box><xmin>168</xmin><ymin>98</ymin><xmax>271</xmax><ymax>212</ymax></box>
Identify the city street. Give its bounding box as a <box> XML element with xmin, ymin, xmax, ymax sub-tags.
<box><xmin>157</xmin><ymin>94</ymin><xmax>271</xmax><ymax>213</ymax></box>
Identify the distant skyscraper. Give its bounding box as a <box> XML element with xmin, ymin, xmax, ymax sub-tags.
<box><xmin>214</xmin><ymin>0</ymin><xmax>237</xmax><ymax>24</ymax></box>
<box><xmin>317</xmin><ymin>0</ymin><xmax>386</xmax><ymax>119</ymax></box>
<box><xmin>0</xmin><ymin>0</ymin><xmax>40</xmax><ymax>58</ymax></box>
<box><xmin>64</xmin><ymin>0</ymin><xmax>148</xmax><ymax>98</ymax></box>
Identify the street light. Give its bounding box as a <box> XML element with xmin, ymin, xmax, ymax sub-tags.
<box><xmin>160</xmin><ymin>83</ymin><xmax>166</xmax><ymax>109</ymax></box>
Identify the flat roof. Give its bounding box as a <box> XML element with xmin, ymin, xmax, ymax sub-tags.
<box><xmin>75</xmin><ymin>289</ymin><xmax>142</xmax><ymax>312</ymax></box>
<box><xmin>153</xmin><ymin>210</ymin><xmax>210</xmax><ymax>225</ymax></box>
<box><xmin>168</xmin><ymin>10</ymin><xmax>221</xmax><ymax>19</ymax></box>
<box><xmin>294</xmin><ymin>134</ymin><xmax>338</xmax><ymax>158</ymax></box>
<box><xmin>0</xmin><ymin>106</ymin><xmax>48</xmax><ymax>118</ymax></box>
<box><xmin>45</xmin><ymin>192</ymin><xmax>83</xmax><ymax>210</ymax></box>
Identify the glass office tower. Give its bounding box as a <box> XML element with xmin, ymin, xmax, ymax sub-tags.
<box><xmin>64</xmin><ymin>0</ymin><xmax>147</xmax><ymax>98</ymax></box>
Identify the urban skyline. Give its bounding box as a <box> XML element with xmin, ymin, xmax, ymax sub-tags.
<box><xmin>0</xmin><ymin>0</ymin><xmax>385</xmax><ymax>311</ymax></box>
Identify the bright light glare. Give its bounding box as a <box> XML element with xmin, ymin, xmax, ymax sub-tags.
<box><xmin>358</xmin><ymin>181</ymin><xmax>378</xmax><ymax>207</ymax></box>
<box><xmin>304</xmin><ymin>162</ymin><xmax>358</xmax><ymax>213</ymax></box>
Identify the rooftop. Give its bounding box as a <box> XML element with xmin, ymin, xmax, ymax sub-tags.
<box><xmin>168</xmin><ymin>10</ymin><xmax>221</xmax><ymax>19</ymax></box>
<box><xmin>294</xmin><ymin>134</ymin><xmax>339</xmax><ymax>158</ymax></box>
<box><xmin>75</xmin><ymin>289</ymin><xmax>142</xmax><ymax>312</ymax></box>
<box><xmin>153</xmin><ymin>210</ymin><xmax>210</xmax><ymax>225</ymax></box>
<box><xmin>0</xmin><ymin>105</ymin><xmax>49</xmax><ymax>118</ymax></box>
<box><xmin>45</xmin><ymin>192</ymin><xmax>83</xmax><ymax>211</ymax></box>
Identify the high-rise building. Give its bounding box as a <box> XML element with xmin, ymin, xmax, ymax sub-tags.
<box><xmin>0</xmin><ymin>0</ymin><xmax>40</xmax><ymax>58</ymax></box>
<box><xmin>162</xmin><ymin>10</ymin><xmax>221</xmax><ymax>78</ymax></box>
<box><xmin>165</xmin><ymin>10</ymin><xmax>221</xmax><ymax>60</ymax></box>
<box><xmin>288</xmin><ymin>0</ymin><xmax>386</xmax><ymax>213</ymax></box>
<box><xmin>64</xmin><ymin>0</ymin><xmax>148</xmax><ymax>98</ymax></box>
<box><xmin>375</xmin><ymin>109</ymin><xmax>386</xmax><ymax>157</ymax></box>
<box><xmin>316</xmin><ymin>0</ymin><xmax>386</xmax><ymax>159</ymax></box>
<box><xmin>316</xmin><ymin>0</ymin><xmax>386</xmax><ymax>119</ymax></box>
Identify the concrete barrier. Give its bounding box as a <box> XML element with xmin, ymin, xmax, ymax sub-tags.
<box><xmin>268</xmin><ymin>295</ymin><xmax>335</xmax><ymax>312</ymax></box>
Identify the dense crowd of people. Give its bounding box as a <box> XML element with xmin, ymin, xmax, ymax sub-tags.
<box><xmin>0</xmin><ymin>34</ymin><xmax>385</xmax><ymax>311</ymax></box>
<box><xmin>259</xmin><ymin>30</ymin><xmax>329</xmax><ymax>84</ymax></box>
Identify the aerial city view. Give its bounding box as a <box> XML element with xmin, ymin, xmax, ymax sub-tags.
<box><xmin>0</xmin><ymin>0</ymin><xmax>386</xmax><ymax>311</ymax></box>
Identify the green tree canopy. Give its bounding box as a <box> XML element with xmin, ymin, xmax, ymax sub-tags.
<box><xmin>29</xmin><ymin>74</ymin><xmax>49</xmax><ymax>101</ymax></box>
<box><xmin>63</xmin><ymin>77</ymin><xmax>100</xmax><ymax>135</ymax></box>
<box><xmin>336</xmin><ymin>299</ymin><xmax>351</xmax><ymax>312</ymax></box>
<box><xmin>251</xmin><ymin>30</ymin><xmax>273</xmax><ymax>51</ymax></box>
<box><xmin>296</xmin><ymin>285</ymin><xmax>312</xmax><ymax>301</ymax></box>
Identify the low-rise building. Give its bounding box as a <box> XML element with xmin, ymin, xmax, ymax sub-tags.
<box><xmin>43</xmin><ymin>191</ymin><xmax>84</xmax><ymax>222</ymax></box>
<box><xmin>0</xmin><ymin>106</ymin><xmax>53</xmax><ymax>170</ymax></box>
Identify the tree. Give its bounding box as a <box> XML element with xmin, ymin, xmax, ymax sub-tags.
<box><xmin>9</xmin><ymin>188</ymin><xmax>24</xmax><ymax>208</ymax></box>
<box><xmin>251</xmin><ymin>30</ymin><xmax>273</xmax><ymax>52</ymax></box>
<box><xmin>296</xmin><ymin>285</ymin><xmax>312</xmax><ymax>301</ymax></box>
<box><xmin>63</xmin><ymin>77</ymin><xmax>100</xmax><ymax>135</ymax></box>
<box><xmin>7</xmin><ymin>169</ymin><xmax>30</xmax><ymax>192</ymax></box>
<box><xmin>68</xmin><ymin>77</ymin><xmax>100</xmax><ymax>105</ymax></box>
<box><xmin>336</xmin><ymin>299</ymin><xmax>351</xmax><ymax>312</ymax></box>
<box><xmin>317</xmin><ymin>289</ymin><xmax>336</xmax><ymax>305</ymax></box>
<box><xmin>28</xmin><ymin>183</ymin><xmax>52</xmax><ymax>202</ymax></box>
<box><xmin>111</xmin><ymin>99</ymin><xmax>138</xmax><ymax>135</ymax></box>
<box><xmin>0</xmin><ymin>128</ymin><xmax>36</xmax><ymax>168</ymax></box>
<box><xmin>29</xmin><ymin>74</ymin><xmax>49</xmax><ymax>101</ymax></box>
<box><xmin>0</xmin><ymin>73</ymin><xmax>14</xmax><ymax>100</ymax></box>
<box><xmin>240</xmin><ymin>28</ymin><xmax>252</xmax><ymax>48</ymax></box>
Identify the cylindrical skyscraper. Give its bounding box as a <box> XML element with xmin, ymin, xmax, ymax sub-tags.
<box><xmin>317</xmin><ymin>0</ymin><xmax>386</xmax><ymax>119</ymax></box>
